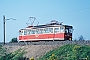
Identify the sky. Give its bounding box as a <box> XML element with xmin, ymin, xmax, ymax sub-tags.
<box><xmin>0</xmin><ymin>0</ymin><xmax>90</xmax><ymax>42</ymax></box>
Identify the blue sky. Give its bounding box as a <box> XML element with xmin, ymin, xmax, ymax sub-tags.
<box><xmin>0</xmin><ymin>0</ymin><xmax>90</xmax><ymax>42</ymax></box>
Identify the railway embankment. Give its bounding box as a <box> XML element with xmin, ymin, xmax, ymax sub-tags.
<box><xmin>3</xmin><ymin>45</ymin><xmax>61</xmax><ymax>60</ymax></box>
<box><xmin>1</xmin><ymin>40</ymin><xmax>90</xmax><ymax>60</ymax></box>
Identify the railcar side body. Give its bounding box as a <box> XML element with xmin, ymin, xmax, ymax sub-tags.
<box><xmin>18</xmin><ymin>20</ymin><xmax>73</xmax><ymax>41</ymax></box>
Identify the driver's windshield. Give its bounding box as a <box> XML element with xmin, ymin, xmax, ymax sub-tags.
<box><xmin>65</xmin><ymin>28</ymin><xmax>73</xmax><ymax>33</ymax></box>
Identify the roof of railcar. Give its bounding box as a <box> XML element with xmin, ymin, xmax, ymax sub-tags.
<box><xmin>26</xmin><ymin>23</ymin><xmax>72</xmax><ymax>29</ymax></box>
<box><xmin>27</xmin><ymin>23</ymin><xmax>62</xmax><ymax>28</ymax></box>
<box><xmin>19</xmin><ymin>22</ymin><xmax>73</xmax><ymax>30</ymax></box>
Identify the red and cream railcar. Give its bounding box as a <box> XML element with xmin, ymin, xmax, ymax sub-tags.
<box><xmin>18</xmin><ymin>20</ymin><xmax>73</xmax><ymax>41</ymax></box>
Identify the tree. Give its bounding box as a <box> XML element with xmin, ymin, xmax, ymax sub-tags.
<box><xmin>78</xmin><ymin>35</ymin><xmax>85</xmax><ymax>41</ymax></box>
<box><xmin>10</xmin><ymin>37</ymin><xmax>18</xmax><ymax>43</ymax></box>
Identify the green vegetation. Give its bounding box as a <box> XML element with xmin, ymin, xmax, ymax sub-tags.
<box><xmin>0</xmin><ymin>45</ymin><xmax>26</xmax><ymax>60</ymax></box>
<box><xmin>10</xmin><ymin>37</ymin><xmax>18</xmax><ymax>43</ymax></box>
<box><xmin>30</xmin><ymin>57</ymin><xmax>34</xmax><ymax>60</ymax></box>
<box><xmin>74</xmin><ymin>35</ymin><xmax>85</xmax><ymax>41</ymax></box>
<box><xmin>39</xmin><ymin>44</ymin><xmax>90</xmax><ymax>60</ymax></box>
<box><xmin>78</xmin><ymin>35</ymin><xmax>85</xmax><ymax>41</ymax></box>
<box><xmin>0</xmin><ymin>45</ymin><xmax>7</xmax><ymax>59</ymax></box>
<box><xmin>0</xmin><ymin>44</ymin><xmax>90</xmax><ymax>60</ymax></box>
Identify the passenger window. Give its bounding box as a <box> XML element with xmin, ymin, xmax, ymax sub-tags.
<box><xmin>44</xmin><ymin>28</ymin><xmax>49</xmax><ymax>33</ymax></box>
<box><xmin>39</xmin><ymin>29</ymin><xmax>43</xmax><ymax>34</ymax></box>
<box><xmin>37</xmin><ymin>29</ymin><xmax>42</xmax><ymax>34</ymax></box>
<box><xmin>31</xmin><ymin>30</ymin><xmax>35</xmax><ymax>34</ymax></box>
<box><xmin>36</xmin><ymin>29</ymin><xmax>39</xmax><ymax>34</ymax></box>
<box><xmin>60</xmin><ymin>27</ymin><xmax>64</xmax><ymax>33</ymax></box>
<box><xmin>24</xmin><ymin>30</ymin><xmax>27</xmax><ymax>35</ymax></box>
<box><xmin>55</xmin><ymin>28</ymin><xmax>59</xmax><ymax>33</ymax></box>
<box><xmin>42</xmin><ymin>29</ymin><xmax>45</xmax><ymax>34</ymax></box>
<box><xmin>49</xmin><ymin>28</ymin><xmax>53</xmax><ymax>33</ymax></box>
<box><xmin>27</xmin><ymin>30</ymin><xmax>31</xmax><ymax>34</ymax></box>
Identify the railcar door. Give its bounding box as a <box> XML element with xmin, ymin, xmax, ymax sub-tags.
<box><xmin>54</xmin><ymin>26</ymin><xmax>65</xmax><ymax>40</ymax></box>
<box><xmin>59</xmin><ymin>26</ymin><xmax>65</xmax><ymax>40</ymax></box>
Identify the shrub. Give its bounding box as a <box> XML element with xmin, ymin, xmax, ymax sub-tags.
<box><xmin>0</xmin><ymin>48</ymin><xmax>26</xmax><ymax>60</ymax></box>
<box><xmin>10</xmin><ymin>37</ymin><xmax>18</xmax><ymax>43</ymax></box>
<box><xmin>39</xmin><ymin>44</ymin><xmax>90</xmax><ymax>60</ymax></box>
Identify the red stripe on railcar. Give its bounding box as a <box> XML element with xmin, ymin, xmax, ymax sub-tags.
<box><xmin>19</xmin><ymin>33</ymin><xmax>64</xmax><ymax>41</ymax></box>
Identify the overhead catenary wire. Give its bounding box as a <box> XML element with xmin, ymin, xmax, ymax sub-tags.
<box><xmin>35</xmin><ymin>8</ymin><xmax>90</xmax><ymax>17</ymax></box>
<box><xmin>16</xmin><ymin>7</ymin><xmax>90</xmax><ymax>20</ymax></box>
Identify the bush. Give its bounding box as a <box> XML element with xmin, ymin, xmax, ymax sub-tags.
<box><xmin>39</xmin><ymin>44</ymin><xmax>90</xmax><ymax>60</ymax></box>
<box><xmin>10</xmin><ymin>37</ymin><xmax>18</xmax><ymax>43</ymax></box>
<box><xmin>0</xmin><ymin>48</ymin><xmax>26</xmax><ymax>60</ymax></box>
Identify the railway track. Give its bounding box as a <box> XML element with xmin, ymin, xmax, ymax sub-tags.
<box><xmin>0</xmin><ymin>40</ymin><xmax>90</xmax><ymax>46</ymax></box>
